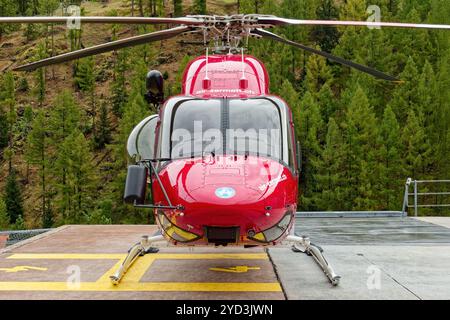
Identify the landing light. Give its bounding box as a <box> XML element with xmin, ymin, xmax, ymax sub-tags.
<box><xmin>248</xmin><ymin>213</ymin><xmax>292</xmax><ymax>243</ymax></box>
<box><xmin>157</xmin><ymin>211</ymin><xmax>201</xmax><ymax>242</ymax></box>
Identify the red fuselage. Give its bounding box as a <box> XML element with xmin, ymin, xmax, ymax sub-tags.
<box><xmin>151</xmin><ymin>54</ymin><xmax>299</xmax><ymax>246</ymax></box>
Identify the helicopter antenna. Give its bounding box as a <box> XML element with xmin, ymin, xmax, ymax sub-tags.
<box><xmin>203</xmin><ymin>47</ymin><xmax>211</xmax><ymax>90</ymax></box>
<box><xmin>241</xmin><ymin>48</ymin><xmax>245</xmax><ymax>79</ymax></box>
<box><xmin>240</xmin><ymin>47</ymin><xmax>248</xmax><ymax>90</ymax></box>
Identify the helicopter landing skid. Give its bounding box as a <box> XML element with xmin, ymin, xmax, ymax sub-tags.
<box><xmin>285</xmin><ymin>235</ymin><xmax>341</xmax><ymax>286</ymax></box>
<box><xmin>110</xmin><ymin>234</ymin><xmax>164</xmax><ymax>285</ymax></box>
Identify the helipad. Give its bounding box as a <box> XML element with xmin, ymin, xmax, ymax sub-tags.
<box><xmin>0</xmin><ymin>217</ymin><xmax>449</xmax><ymax>300</ymax></box>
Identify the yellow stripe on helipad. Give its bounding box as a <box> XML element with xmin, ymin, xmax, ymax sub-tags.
<box><xmin>7</xmin><ymin>253</ymin><xmax>268</xmax><ymax>260</ymax></box>
<box><xmin>1</xmin><ymin>252</ymin><xmax>280</xmax><ymax>292</ymax></box>
<box><xmin>0</xmin><ymin>282</ymin><xmax>281</xmax><ymax>292</ymax></box>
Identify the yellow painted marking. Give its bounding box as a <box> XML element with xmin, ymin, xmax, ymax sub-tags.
<box><xmin>120</xmin><ymin>255</ymin><xmax>157</xmax><ymax>283</ymax></box>
<box><xmin>209</xmin><ymin>266</ymin><xmax>261</xmax><ymax>273</ymax></box>
<box><xmin>7</xmin><ymin>253</ymin><xmax>268</xmax><ymax>260</ymax></box>
<box><xmin>0</xmin><ymin>252</ymin><xmax>281</xmax><ymax>292</ymax></box>
<box><xmin>95</xmin><ymin>259</ymin><xmax>125</xmax><ymax>284</ymax></box>
<box><xmin>7</xmin><ymin>254</ymin><xmax>124</xmax><ymax>260</ymax></box>
<box><xmin>0</xmin><ymin>266</ymin><xmax>48</xmax><ymax>273</ymax></box>
<box><xmin>0</xmin><ymin>282</ymin><xmax>281</xmax><ymax>292</ymax></box>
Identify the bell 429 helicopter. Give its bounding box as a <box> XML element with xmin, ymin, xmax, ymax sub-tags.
<box><xmin>1</xmin><ymin>13</ymin><xmax>449</xmax><ymax>287</ymax></box>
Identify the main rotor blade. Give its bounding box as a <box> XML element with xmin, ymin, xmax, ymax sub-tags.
<box><xmin>0</xmin><ymin>16</ymin><xmax>203</xmax><ymax>25</ymax></box>
<box><xmin>257</xmin><ymin>16</ymin><xmax>450</xmax><ymax>30</ymax></box>
<box><xmin>14</xmin><ymin>26</ymin><xmax>193</xmax><ymax>72</ymax></box>
<box><xmin>252</xmin><ymin>28</ymin><xmax>399</xmax><ymax>82</ymax></box>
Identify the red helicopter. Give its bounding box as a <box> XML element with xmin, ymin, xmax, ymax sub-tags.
<box><xmin>2</xmin><ymin>14</ymin><xmax>449</xmax><ymax>286</ymax></box>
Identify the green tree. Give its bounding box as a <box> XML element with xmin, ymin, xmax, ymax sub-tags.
<box><xmin>94</xmin><ymin>102</ymin><xmax>112</xmax><ymax>150</ymax></box>
<box><xmin>111</xmin><ymin>49</ymin><xmax>129</xmax><ymax>116</ymax></box>
<box><xmin>341</xmin><ymin>85</ymin><xmax>379</xmax><ymax>210</ymax></box>
<box><xmin>55</xmin><ymin>132</ymin><xmax>97</xmax><ymax>224</ymax></box>
<box><xmin>0</xmin><ymin>71</ymin><xmax>16</xmax><ymax>173</ymax></box>
<box><xmin>48</xmin><ymin>90</ymin><xmax>81</xmax><ymax>146</ymax></box>
<box><xmin>173</xmin><ymin>0</ymin><xmax>182</xmax><ymax>17</ymax></box>
<box><xmin>14</xmin><ymin>215</ymin><xmax>25</xmax><ymax>230</ymax></box>
<box><xmin>4</xmin><ymin>170</ymin><xmax>24</xmax><ymax>225</ymax></box>
<box><xmin>388</xmin><ymin>57</ymin><xmax>420</xmax><ymax>123</ymax></box>
<box><xmin>297</xmin><ymin>92</ymin><xmax>324</xmax><ymax>210</ymax></box>
<box><xmin>0</xmin><ymin>0</ymin><xmax>18</xmax><ymax>41</ymax></box>
<box><xmin>0</xmin><ymin>199</ymin><xmax>10</xmax><ymax>230</ymax></box>
<box><xmin>401</xmin><ymin>110</ymin><xmax>433</xmax><ymax>179</ymax></box>
<box><xmin>313</xmin><ymin>118</ymin><xmax>345</xmax><ymax>210</ymax></box>
<box><xmin>47</xmin><ymin>90</ymin><xmax>82</xmax><ymax>221</ymax></box>
<box><xmin>377</xmin><ymin>106</ymin><xmax>402</xmax><ymax>209</ymax></box>
<box><xmin>25</xmin><ymin>110</ymin><xmax>51</xmax><ymax>227</ymax></box>
<box><xmin>34</xmin><ymin>42</ymin><xmax>48</xmax><ymax>107</ymax></box>
<box><xmin>193</xmin><ymin>0</ymin><xmax>206</xmax><ymax>14</ymax></box>
<box><xmin>75</xmin><ymin>57</ymin><xmax>96</xmax><ymax>132</ymax></box>
<box><xmin>0</xmin><ymin>108</ymin><xmax>8</xmax><ymax>151</ymax></box>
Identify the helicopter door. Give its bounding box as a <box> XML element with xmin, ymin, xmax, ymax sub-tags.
<box><xmin>127</xmin><ymin>114</ymin><xmax>159</xmax><ymax>161</ymax></box>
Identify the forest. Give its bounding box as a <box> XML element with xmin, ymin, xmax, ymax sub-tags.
<box><xmin>0</xmin><ymin>0</ymin><xmax>449</xmax><ymax>230</ymax></box>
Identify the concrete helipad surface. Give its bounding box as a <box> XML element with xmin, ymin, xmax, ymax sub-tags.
<box><xmin>0</xmin><ymin>217</ymin><xmax>449</xmax><ymax>300</ymax></box>
<box><xmin>268</xmin><ymin>216</ymin><xmax>450</xmax><ymax>300</ymax></box>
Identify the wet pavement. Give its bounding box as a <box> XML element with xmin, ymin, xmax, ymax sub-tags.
<box><xmin>293</xmin><ymin>217</ymin><xmax>450</xmax><ymax>245</ymax></box>
<box><xmin>269</xmin><ymin>216</ymin><xmax>450</xmax><ymax>300</ymax></box>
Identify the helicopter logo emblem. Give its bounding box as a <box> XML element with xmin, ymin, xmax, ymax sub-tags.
<box><xmin>215</xmin><ymin>187</ymin><xmax>236</xmax><ymax>199</ymax></box>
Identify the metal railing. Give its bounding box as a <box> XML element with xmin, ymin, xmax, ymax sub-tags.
<box><xmin>402</xmin><ymin>178</ymin><xmax>450</xmax><ymax>216</ymax></box>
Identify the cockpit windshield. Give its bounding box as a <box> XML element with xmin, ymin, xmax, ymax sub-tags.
<box><xmin>170</xmin><ymin>98</ymin><xmax>283</xmax><ymax>161</ymax></box>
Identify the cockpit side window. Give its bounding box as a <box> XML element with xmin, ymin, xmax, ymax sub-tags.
<box><xmin>127</xmin><ymin>114</ymin><xmax>158</xmax><ymax>161</ymax></box>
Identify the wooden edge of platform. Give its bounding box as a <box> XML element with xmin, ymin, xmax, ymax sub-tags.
<box><xmin>0</xmin><ymin>225</ymin><xmax>70</xmax><ymax>255</ymax></box>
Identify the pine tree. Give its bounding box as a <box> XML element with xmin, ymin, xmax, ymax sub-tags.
<box><xmin>341</xmin><ymin>85</ymin><xmax>379</xmax><ymax>210</ymax></box>
<box><xmin>313</xmin><ymin>0</ymin><xmax>339</xmax><ymax>53</ymax></box>
<box><xmin>193</xmin><ymin>0</ymin><xmax>206</xmax><ymax>14</ymax></box>
<box><xmin>0</xmin><ymin>198</ymin><xmax>9</xmax><ymax>230</ymax></box>
<box><xmin>24</xmin><ymin>7</ymin><xmax>39</xmax><ymax>41</ymax></box>
<box><xmin>111</xmin><ymin>49</ymin><xmax>129</xmax><ymax>116</ymax></box>
<box><xmin>388</xmin><ymin>57</ymin><xmax>420</xmax><ymax>123</ymax></box>
<box><xmin>47</xmin><ymin>90</ymin><xmax>82</xmax><ymax>221</ymax></box>
<box><xmin>74</xmin><ymin>57</ymin><xmax>96</xmax><ymax>132</ymax></box>
<box><xmin>34</xmin><ymin>42</ymin><xmax>47</xmax><ymax>107</ymax></box>
<box><xmin>0</xmin><ymin>107</ymin><xmax>8</xmax><ymax>152</ymax></box>
<box><xmin>173</xmin><ymin>0</ymin><xmax>182</xmax><ymax>17</ymax></box>
<box><xmin>55</xmin><ymin>131</ymin><xmax>97</xmax><ymax>224</ymax></box>
<box><xmin>401</xmin><ymin>110</ymin><xmax>433</xmax><ymax>179</ymax></box>
<box><xmin>4</xmin><ymin>170</ymin><xmax>24</xmax><ymax>225</ymax></box>
<box><xmin>435</xmin><ymin>49</ymin><xmax>450</xmax><ymax>177</ymax></box>
<box><xmin>305</xmin><ymin>53</ymin><xmax>333</xmax><ymax>95</ymax></box>
<box><xmin>377</xmin><ymin>106</ymin><xmax>402</xmax><ymax>209</ymax></box>
<box><xmin>313</xmin><ymin>117</ymin><xmax>345</xmax><ymax>210</ymax></box>
<box><xmin>0</xmin><ymin>0</ymin><xmax>18</xmax><ymax>41</ymax></box>
<box><xmin>14</xmin><ymin>215</ymin><xmax>25</xmax><ymax>230</ymax></box>
<box><xmin>297</xmin><ymin>92</ymin><xmax>324</xmax><ymax>210</ymax></box>
<box><xmin>25</xmin><ymin>110</ymin><xmax>51</xmax><ymax>227</ymax></box>
<box><xmin>0</xmin><ymin>71</ymin><xmax>16</xmax><ymax>173</ymax></box>
<box><xmin>48</xmin><ymin>90</ymin><xmax>81</xmax><ymax>146</ymax></box>
<box><xmin>94</xmin><ymin>102</ymin><xmax>112</xmax><ymax>150</ymax></box>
